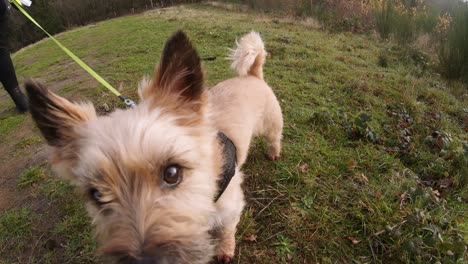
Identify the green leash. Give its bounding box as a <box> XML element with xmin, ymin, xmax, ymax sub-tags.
<box><xmin>10</xmin><ymin>0</ymin><xmax>137</xmax><ymax>108</ymax></box>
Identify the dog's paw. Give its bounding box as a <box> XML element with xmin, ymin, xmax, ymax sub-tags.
<box><xmin>266</xmin><ymin>153</ymin><xmax>280</xmax><ymax>161</ymax></box>
<box><xmin>216</xmin><ymin>254</ymin><xmax>233</xmax><ymax>264</ymax></box>
<box><xmin>267</xmin><ymin>145</ymin><xmax>281</xmax><ymax>161</ymax></box>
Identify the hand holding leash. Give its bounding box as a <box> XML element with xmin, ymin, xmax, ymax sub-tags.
<box><xmin>8</xmin><ymin>0</ymin><xmax>32</xmax><ymax>7</ymax></box>
<box><xmin>20</xmin><ymin>0</ymin><xmax>31</xmax><ymax>7</ymax></box>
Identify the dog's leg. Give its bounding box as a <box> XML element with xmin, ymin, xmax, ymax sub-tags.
<box><xmin>216</xmin><ymin>227</ymin><xmax>237</xmax><ymax>263</ymax></box>
<box><xmin>263</xmin><ymin>98</ymin><xmax>283</xmax><ymax>161</ymax></box>
<box><xmin>214</xmin><ymin>172</ymin><xmax>245</xmax><ymax>263</ymax></box>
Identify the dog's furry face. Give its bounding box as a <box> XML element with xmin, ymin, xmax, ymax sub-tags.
<box><xmin>26</xmin><ymin>31</ymin><xmax>221</xmax><ymax>264</ymax></box>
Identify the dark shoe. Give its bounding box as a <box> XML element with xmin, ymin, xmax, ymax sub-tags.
<box><xmin>7</xmin><ymin>86</ymin><xmax>29</xmax><ymax>113</ymax></box>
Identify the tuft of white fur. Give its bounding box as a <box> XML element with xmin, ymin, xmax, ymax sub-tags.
<box><xmin>229</xmin><ymin>31</ymin><xmax>266</xmax><ymax>79</ymax></box>
<box><xmin>137</xmin><ymin>76</ymin><xmax>151</xmax><ymax>101</ymax></box>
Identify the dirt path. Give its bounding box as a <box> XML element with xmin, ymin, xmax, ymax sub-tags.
<box><xmin>0</xmin><ymin>114</ymin><xmax>48</xmax><ymax>210</ymax></box>
<box><xmin>0</xmin><ymin>59</ymin><xmax>95</xmax><ymax>211</ymax></box>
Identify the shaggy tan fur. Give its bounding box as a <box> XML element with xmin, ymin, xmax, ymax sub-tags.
<box><xmin>26</xmin><ymin>30</ymin><xmax>283</xmax><ymax>264</ymax></box>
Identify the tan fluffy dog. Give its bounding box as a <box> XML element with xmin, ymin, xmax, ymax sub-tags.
<box><xmin>26</xmin><ymin>30</ymin><xmax>283</xmax><ymax>264</ymax></box>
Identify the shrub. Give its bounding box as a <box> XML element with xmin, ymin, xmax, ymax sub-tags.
<box><xmin>393</xmin><ymin>10</ymin><xmax>416</xmax><ymax>44</ymax></box>
<box><xmin>314</xmin><ymin>0</ymin><xmax>374</xmax><ymax>32</ymax></box>
<box><xmin>438</xmin><ymin>3</ymin><xmax>468</xmax><ymax>83</ymax></box>
<box><xmin>224</xmin><ymin>0</ymin><xmax>374</xmax><ymax>32</ymax></box>
<box><xmin>415</xmin><ymin>6</ymin><xmax>439</xmax><ymax>33</ymax></box>
<box><xmin>375</xmin><ymin>0</ymin><xmax>441</xmax><ymax>44</ymax></box>
<box><xmin>375</xmin><ymin>0</ymin><xmax>396</xmax><ymax>39</ymax></box>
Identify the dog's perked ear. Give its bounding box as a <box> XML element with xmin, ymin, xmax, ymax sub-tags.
<box><xmin>25</xmin><ymin>80</ymin><xmax>97</xmax><ymax>148</ymax></box>
<box><xmin>142</xmin><ymin>30</ymin><xmax>205</xmax><ymax>107</ymax></box>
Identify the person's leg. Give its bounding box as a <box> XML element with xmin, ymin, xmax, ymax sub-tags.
<box><xmin>0</xmin><ymin>47</ymin><xmax>28</xmax><ymax>112</ymax></box>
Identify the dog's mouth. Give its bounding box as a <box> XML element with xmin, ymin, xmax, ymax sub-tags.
<box><xmin>116</xmin><ymin>252</ymin><xmax>181</xmax><ymax>264</ymax></box>
<box><xmin>117</xmin><ymin>254</ymin><xmax>175</xmax><ymax>264</ymax></box>
<box><xmin>103</xmin><ymin>242</ymin><xmax>204</xmax><ymax>264</ymax></box>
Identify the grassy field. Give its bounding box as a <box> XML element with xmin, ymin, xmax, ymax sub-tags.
<box><xmin>0</xmin><ymin>3</ymin><xmax>466</xmax><ymax>263</ymax></box>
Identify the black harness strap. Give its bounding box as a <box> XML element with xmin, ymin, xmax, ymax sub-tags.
<box><xmin>214</xmin><ymin>132</ymin><xmax>237</xmax><ymax>202</ymax></box>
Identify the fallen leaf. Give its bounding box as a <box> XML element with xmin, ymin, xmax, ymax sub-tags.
<box><xmin>374</xmin><ymin>190</ymin><xmax>382</xmax><ymax>198</ymax></box>
<box><xmin>347</xmin><ymin>237</ymin><xmax>361</xmax><ymax>245</ymax></box>
<box><xmin>375</xmin><ymin>73</ymin><xmax>385</xmax><ymax>79</ymax></box>
<box><xmin>336</xmin><ymin>55</ymin><xmax>348</xmax><ymax>62</ymax></box>
<box><xmin>243</xmin><ymin>234</ymin><xmax>257</xmax><ymax>242</ymax></box>
<box><xmin>385</xmin><ymin>97</ymin><xmax>393</xmax><ymax>103</ymax></box>
<box><xmin>347</xmin><ymin>159</ymin><xmax>357</xmax><ymax>170</ymax></box>
<box><xmin>438</xmin><ymin>178</ymin><xmax>453</xmax><ymax>189</ymax></box>
<box><xmin>298</xmin><ymin>163</ymin><xmax>309</xmax><ymax>173</ymax></box>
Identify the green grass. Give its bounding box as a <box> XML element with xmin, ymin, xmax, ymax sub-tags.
<box><xmin>15</xmin><ymin>136</ymin><xmax>44</xmax><ymax>149</ymax></box>
<box><xmin>52</xmin><ymin>203</ymin><xmax>96</xmax><ymax>263</ymax></box>
<box><xmin>0</xmin><ymin>208</ymin><xmax>34</xmax><ymax>257</ymax></box>
<box><xmin>0</xmin><ymin>114</ymin><xmax>25</xmax><ymax>138</ymax></box>
<box><xmin>1</xmin><ymin>166</ymin><xmax>94</xmax><ymax>263</ymax></box>
<box><xmin>18</xmin><ymin>167</ymin><xmax>47</xmax><ymax>188</ymax></box>
<box><xmin>0</xmin><ymin>208</ymin><xmax>33</xmax><ymax>243</ymax></box>
<box><xmin>1</xmin><ymin>3</ymin><xmax>466</xmax><ymax>263</ymax></box>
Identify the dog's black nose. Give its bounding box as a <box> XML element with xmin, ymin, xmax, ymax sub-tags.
<box><xmin>116</xmin><ymin>242</ymin><xmax>186</xmax><ymax>264</ymax></box>
<box><xmin>120</xmin><ymin>255</ymin><xmax>173</xmax><ymax>264</ymax></box>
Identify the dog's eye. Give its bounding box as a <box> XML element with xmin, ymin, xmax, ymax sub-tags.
<box><xmin>89</xmin><ymin>188</ymin><xmax>105</xmax><ymax>205</ymax></box>
<box><xmin>163</xmin><ymin>165</ymin><xmax>183</xmax><ymax>186</ymax></box>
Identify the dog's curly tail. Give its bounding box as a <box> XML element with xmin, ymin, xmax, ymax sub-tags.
<box><xmin>229</xmin><ymin>31</ymin><xmax>266</xmax><ymax>80</ymax></box>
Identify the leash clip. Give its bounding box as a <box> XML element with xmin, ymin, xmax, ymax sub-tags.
<box><xmin>119</xmin><ymin>95</ymin><xmax>137</xmax><ymax>108</ymax></box>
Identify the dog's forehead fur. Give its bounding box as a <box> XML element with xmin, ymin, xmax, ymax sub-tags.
<box><xmin>72</xmin><ymin>105</ymin><xmax>217</xmax><ymax>189</ymax></box>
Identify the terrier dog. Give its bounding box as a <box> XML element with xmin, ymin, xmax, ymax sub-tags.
<box><xmin>26</xmin><ymin>30</ymin><xmax>283</xmax><ymax>263</ymax></box>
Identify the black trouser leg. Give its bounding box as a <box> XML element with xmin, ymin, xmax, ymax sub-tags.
<box><xmin>0</xmin><ymin>47</ymin><xmax>28</xmax><ymax>112</ymax></box>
